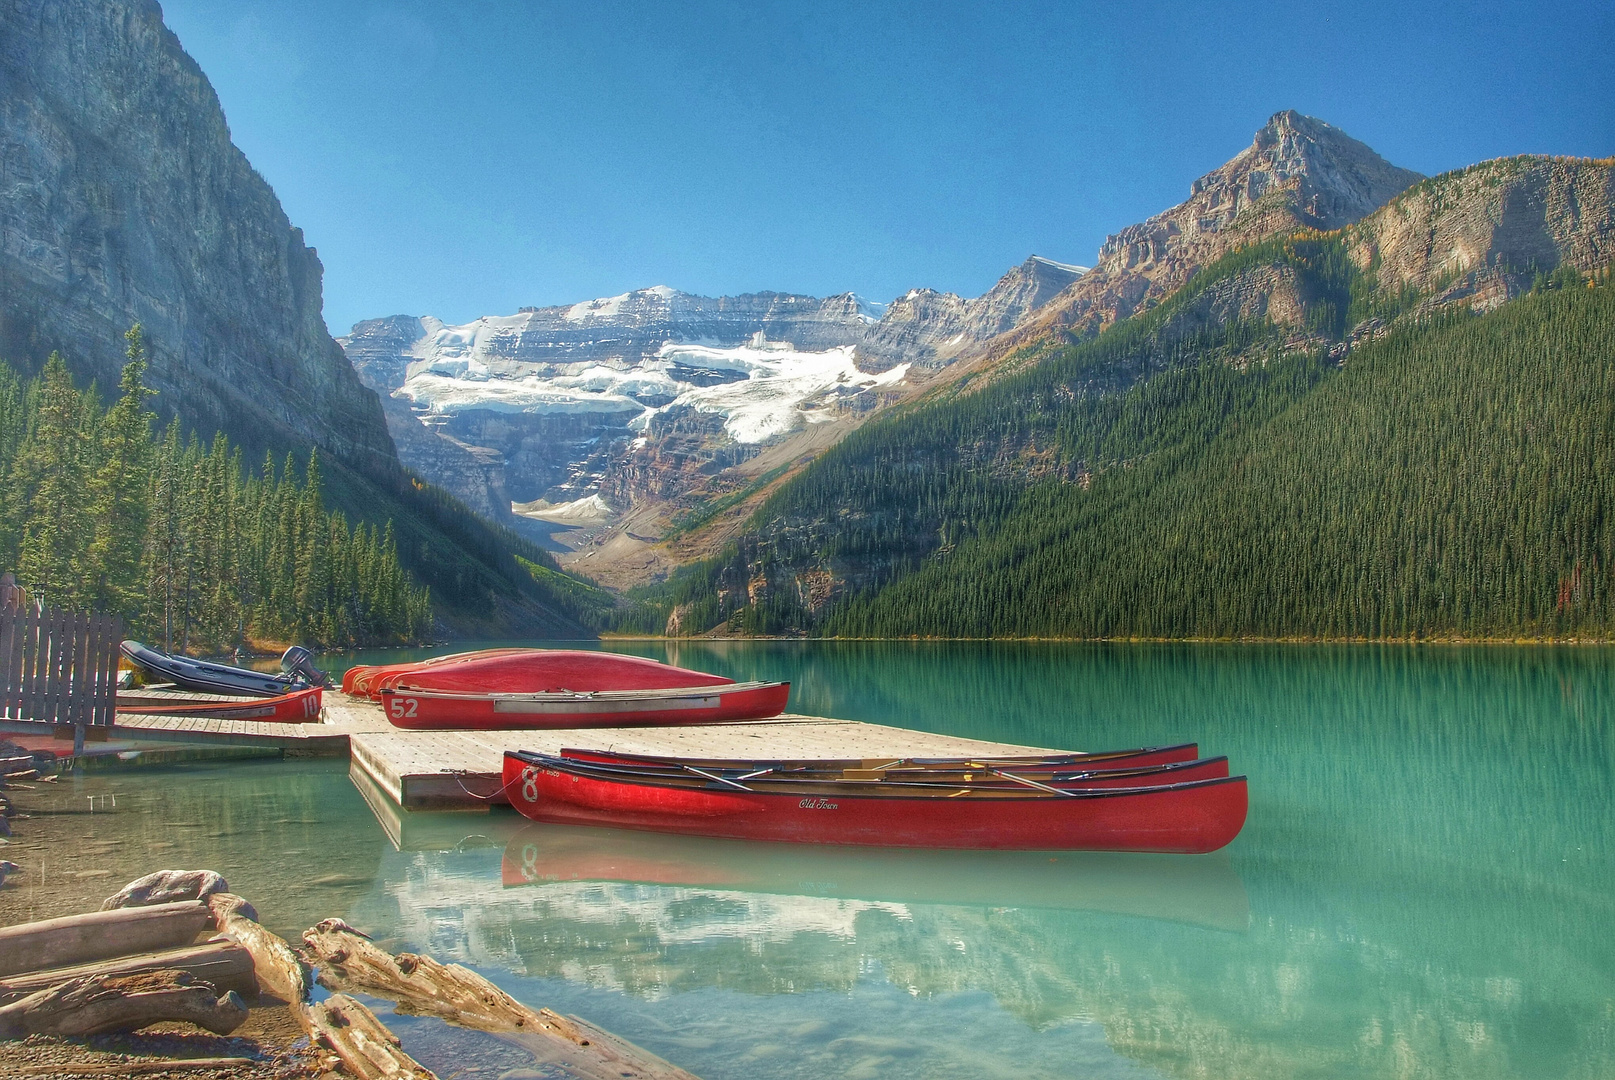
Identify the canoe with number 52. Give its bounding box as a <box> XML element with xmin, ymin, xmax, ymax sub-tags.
<box><xmin>378</xmin><ymin>680</ymin><xmax>791</xmax><ymax>729</ymax></box>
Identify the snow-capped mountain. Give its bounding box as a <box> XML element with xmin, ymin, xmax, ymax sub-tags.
<box><xmin>339</xmin><ymin>262</ymin><xmax>1085</xmax><ymax>533</ymax></box>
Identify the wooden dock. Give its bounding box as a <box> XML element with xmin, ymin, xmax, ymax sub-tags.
<box><xmin>1</xmin><ymin>702</ymin><xmax>384</xmax><ymax>754</ymax></box>
<box><xmin>8</xmin><ymin>695</ymin><xmax>1064</xmax><ymax>814</ymax></box>
<box><xmin>346</xmin><ymin>711</ymin><xmax>1058</xmax><ymax>811</ymax></box>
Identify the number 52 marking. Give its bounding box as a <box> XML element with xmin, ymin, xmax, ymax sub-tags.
<box><xmin>388</xmin><ymin>697</ymin><xmax>419</xmax><ymax>719</ymax></box>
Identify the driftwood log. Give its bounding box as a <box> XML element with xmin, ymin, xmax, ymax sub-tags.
<box><xmin>102</xmin><ymin>871</ymin><xmax>228</xmax><ymax>911</ymax></box>
<box><xmin>303</xmin><ymin>919</ymin><xmax>697</xmax><ymax>1080</ymax></box>
<box><xmin>305</xmin><ymin>993</ymin><xmax>435</xmax><ymax>1080</ymax></box>
<box><xmin>207</xmin><ymin>893</ymin><xmax>307</xmax><ymax>1004</ymax></box>
<box><xmin>0</xmin><ymin>901</ymin><xmax>212</xmax><ymax>978</ymax></box>
<box><xmin>0</xmin><ymin>938</ymin><xmax>255</xmax><ymax>1005</ymax></box>
<box><xmin>0</xmin><ymin>970</ymin><xmax>247</xmax><ymax>1038</ymax></box>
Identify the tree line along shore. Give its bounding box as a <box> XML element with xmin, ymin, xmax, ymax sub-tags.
<box><xmin>0</xmin><ymin>327</ymin><xmax>432</xmax><ymax>651</ymax></box>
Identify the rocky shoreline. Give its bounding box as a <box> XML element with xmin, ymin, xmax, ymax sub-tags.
<box><xmin>0</xmin><ymin>762</ymin><xmax>699</xmax><ymax>1080</ymax></box>
<box><xmin>0</xmin><ymin>764</ymin><xmax>321</xmax><ymax>1079</ymax></box>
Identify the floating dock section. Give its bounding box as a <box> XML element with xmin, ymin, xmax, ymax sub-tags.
<box><xmin>7</xmin><ymin>697</ymin><xmax>1062</xmax><ymax>812</ymax></box>
<box><xmin>340</xmin><ymin>707</ymin><xmax>1058</xmax><ymax>811</ymax></box>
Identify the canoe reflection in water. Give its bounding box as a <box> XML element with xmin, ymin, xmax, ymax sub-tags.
<box><xmin>499</xmin><ymin>822</ymin><xmax>1249</xmax><ymax>933</ymax></box>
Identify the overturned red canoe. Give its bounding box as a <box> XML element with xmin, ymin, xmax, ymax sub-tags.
<box><xmin>116</xmin><ymin>685</ymin><xmax>323</xmax><ymax>723</ymax></box>
<box><xmin>374</xmin><ymin>650</ymin><xmax>736</xmax><ymax>697</ymax></box>
<box><xmin>503</xmin><ymin>750</ymin><xmax>1248</xmax><ymax>852</ymax></box>
<box><xmin>379</xmin><ymin>680</ymin><xmax>791</xmax><ymax>729</ymax></box>
<box><xmin>343</xmin><ymin>648</ymin><xmax>534</xmax><ymax>696</ymax></box>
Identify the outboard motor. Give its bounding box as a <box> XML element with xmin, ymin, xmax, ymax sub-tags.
<box><xmin>281</xmin><ymin>645</ymin><xmax>332</xmax><ymax>688</ymax></box>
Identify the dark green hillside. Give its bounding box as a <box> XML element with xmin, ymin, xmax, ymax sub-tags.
<box><xmin>627</xmin><ymin>237</ymin><xmax>1366</xmax><ymax>634</ymax></box>
<box><xmin>833</xmin><ymin>272</ymin><xmax>1615</xmax><ymax>638</ymax></box>
<box><xmin>318</xmin><ymin>457</ymin><xmax>613</xmax><ymax>637</ymax></box>
<box><xmin>630</xmin><ymin>255</ymin><xmax>1613</xmax><ymax>640</ymax></box>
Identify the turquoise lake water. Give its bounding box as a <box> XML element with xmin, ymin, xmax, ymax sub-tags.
<box><xmin>59</xmin><ymin>642</ymin><xmax>1615</xmax><ymax>1078</ymax></box>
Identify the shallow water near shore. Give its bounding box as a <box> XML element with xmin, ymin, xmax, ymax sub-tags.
<box><xmin>8</xmin><ymin>642</ymin><xmax>1613</xmax><ymax>1079</ymax></box>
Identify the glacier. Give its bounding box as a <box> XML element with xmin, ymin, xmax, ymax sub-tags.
<box><xmin>339</xmin><ymin>262</ymin><xmax>1084</xmax><ymax>515</ymax></box>
<box><xmin>398</xmin><ymin>334</ymin><xmax>910</xmax><ymax>446</ymax></box>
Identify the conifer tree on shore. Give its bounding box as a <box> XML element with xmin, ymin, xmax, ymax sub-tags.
<box><xmin>0</xmin><ymin>326</ymin><xmax>431</xmax><ymax>649</ymax></box>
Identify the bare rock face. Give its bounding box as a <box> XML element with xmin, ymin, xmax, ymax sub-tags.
<box><xmin>1347</xmin><ymin>156</ymin><xmax>1615</xmax><ymax>312</ymax></box>
<box><xmin>967</xmin><ymin>256</ymin><xmax>1092</xmax><ymax>339</ymax></box>
<box><xmin>859</xmin><ymin>256</ymin><xmax>1089</xmax><ymax>372</ymax></box>
<box><xmin>858</xmin><ymin>289</ymin><xmax>970</xmax><ymax>371</ymax></box>
<box><xmin>992</xmin><ymin>111</ymin><xmax>1424</xmax><ymax>352</ymax></box>
<box><xmin>0</xmin><ymin>0</ymin><xmax>395</xmax><ymax>469</ymax></box>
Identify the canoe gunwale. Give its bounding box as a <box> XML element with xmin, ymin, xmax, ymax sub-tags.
<box><xmin>549</xmin><ymin>743</ymin><xmax>1202</xmax><ymax>771</ymax></box>
<box><xmin>380</xmin><ymin>680</ymin><xmax>787</xmax><ymax>703</ymax></box>
<box><xmin>507</xmin><ymin>751</ymin><xmax>1247</xmax><ymax>803</ymax></box>
<box><xmin>509</xmin><ymin>754</ymin><xmax>1230</xmax><ymax>790</ymax></box>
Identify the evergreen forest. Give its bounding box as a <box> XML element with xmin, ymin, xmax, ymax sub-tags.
<box><xmin>628</xmin><ymin>245</ymin><xmax>1615</xmax><ymax>641</ymax></box>
<box><xmin>0</xmin><ymin>328</ymin><xmax>432</xmax><ymax>649</ymax></box>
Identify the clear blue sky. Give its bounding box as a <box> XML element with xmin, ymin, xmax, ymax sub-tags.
<box><xmin>159</xmin><ymin>0</ymin><xmax>1613</xmax><ymax>333</ymax></box>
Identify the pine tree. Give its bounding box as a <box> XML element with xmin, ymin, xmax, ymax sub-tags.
<box><xmin>17</xmin><ymin>353</ymin><xmax>94</xmax><ymax>610</ymax></box>
<box><xmin>145</xmin><ymin>424</ymin><xmax>188</xmax><ymax>650</ymax></box>
<box><xmin>0</xmin><ymin>364</ymin><xmax>30</xmax><ymax>569</ymax></box>
<box><xmin>86</xmin><ymin>326</ymin><xmax>156</xmax><ymax>616</ymax></box>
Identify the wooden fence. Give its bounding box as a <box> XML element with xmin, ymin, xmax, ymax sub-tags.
<box><xmin>0</xmin><ymin>606</ymin><xmax>123</xmax><ymax>726</ymax></box>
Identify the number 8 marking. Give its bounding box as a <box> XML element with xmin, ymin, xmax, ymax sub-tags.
<box><xmin>521</xmin><ymin>767</ymin><xmax>539</xmax><ymax>804</ymax></box>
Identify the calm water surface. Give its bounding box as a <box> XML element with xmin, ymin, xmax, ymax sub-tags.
<box><xmin>44</xmin><ymin>643</ymin><xmax>1615</xmax><ymax>1078</ymax></box>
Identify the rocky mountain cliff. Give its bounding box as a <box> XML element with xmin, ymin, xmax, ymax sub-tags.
<box><xmin>978</xmin><ymin>111</ymin><xmax>1425</xmax><ymax>364</ymax></box>
<box><xmin>0</xmin><ymin>0</ymin><xmax>394</xmax><ymax>470</ymax></box>
<box><xmin>857</xmin><ymin>256</ymin><xmax>1087</xmax><ymax>372</ymax></box>
<box><xmin>1345</xmin><ymin>155</ymin><xmax>1614</xmax><ymax>314</ymax></box>
<box><xmin>0</xmin><ymin>0</ymin><xmax>607</xmax><ymax>636</ymax></box>
<box><xmin>341</xmin><ymin>261</ymin><xmax>1086</xmax><ymax>526</ymax></box>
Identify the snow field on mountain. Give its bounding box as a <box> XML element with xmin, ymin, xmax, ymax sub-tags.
<box><xmin>397</xmin><ymin>337</ymin><xmax>909</xmax><ymax>444</ymax></box>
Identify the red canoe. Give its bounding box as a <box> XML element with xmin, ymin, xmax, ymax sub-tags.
<box><xmin>116</xmin><ymin>685</ymin><xmax>323</xmax><ymax>723</ymax></box>
<box><xmin>558</xmin><ymin>743</ymin><xmax>1204</xmax><ymax>773</ymax></box>
<box><xmin>542</xmin><ymin>753</ymin><xmax>1231</xmax><ymax>792</ymax></box>
<box><xmin>373</xmin><ymin>650</ymin><xmax>736</xmax><ymax>697</ymax></box>
<box><xmin>503</xmin><ymin>751</ymin><xmax>1248</xmax><ymax>852</ymax></box>
<box><xmin>343</xmin><ymin>648</ymin><xmax>533</xmax><ymax>696</ymax></box>
<box><xmin>378</xmin><ymin>680</ymin><xmax>791</xmax><ymax>729</ymax></box>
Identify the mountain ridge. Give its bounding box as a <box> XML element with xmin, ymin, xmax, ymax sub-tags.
<box><xmin>514</xmin><ymin>111</ymin><xmax>1433</xmax><ymax>587</ymax></box>
<box><xmin>961</xmin><ymin>111</ymin><xmax>1426</xmax><ymax>374</ymax></box>
<box><xmin>622</xmin><ymin>146</ymin><xmax>1615</xmax><ymax>635</ymax></box>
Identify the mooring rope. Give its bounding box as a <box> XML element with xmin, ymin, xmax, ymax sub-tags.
<box><xmin>448</xmin><ymin>768</ymin><xmax>524</xmax><ymax>802</ymax></box>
